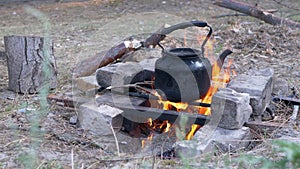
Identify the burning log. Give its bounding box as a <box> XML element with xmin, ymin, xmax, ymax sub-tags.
<box><xmin>115</xmin><ymin>104</ymin><xmax>210</xmax><ymax>127</ymax></box>
<box><xmin>127</xmin><ymin>92</ymin><xmax>211</xmax><ymax>108</ymax></box>
<box><xmin>213</xmin><ymin>0</ymin><xmax>300</xmax><ymax>28</ymax></box>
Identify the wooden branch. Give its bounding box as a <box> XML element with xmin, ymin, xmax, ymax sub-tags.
<box><xmin>213</xmin><ymin>0</ymin><xmax>300</xmax><ymax>28</ymax></box>
<box><xmin>72</xmin><ymin>51</ymin><xmax>106</xmax><ymax>78</ymax></box>
<box><xmin>73</xmin><ymin>41</ymin><xmax>137</xmax><ymax>78</ymax></box>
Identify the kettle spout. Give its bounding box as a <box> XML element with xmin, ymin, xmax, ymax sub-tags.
<box><xmin>216</xmin><ymin>49</ymin><xmax>233</xmax><ymax>68</ymax></box>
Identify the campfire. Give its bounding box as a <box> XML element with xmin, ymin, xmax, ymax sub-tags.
<box><xmin>69</xmin><ymin>20</ymin><xmax>275</xmax><ymax>156</ymax></box>
<box><xmin>107</xmin><ymin>22</ymin><xmax>237</xmax><ymax>146</ymax></box>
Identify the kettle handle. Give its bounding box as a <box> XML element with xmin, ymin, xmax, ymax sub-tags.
<box><xmin>159</xmin><ymin>20</ymin><xmax>212</xmax><ymax>56</ymax></box>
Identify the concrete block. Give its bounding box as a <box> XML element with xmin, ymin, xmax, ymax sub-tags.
<box><xmin>173</xmin><ymin>124</ymin><xmax>217</xmax><ymax>157</ymax></box>
<box><xmin>77</xmin><ymin>102</ymin><xmax>123</xmax><ymax>136</ymax></box>
<box><xmin>211</xmin><ymin>88</ymin><xmax>252</xmax><ymax>129</ymax></box>
<box><xmin>211</xmin><ymin>127</ymin><xmax>251</xmax><ymax>152</ymax></box>
<box><xmin>138</xmin><ymin>58</ymin><xmax>158</xmax><ymax>72</ymax></box>
<box><xmin>96</xmin><ymin>62</ymin><xmax>144</xmax><ymax>93</ymax></box>
<box><xmin>122</xmin><ymin>48</ymin><xmax>161</xmax><ymax>62</ymax></box>
<box><xmin>227</xmin><ymin>68</ymin><xmax>274</xmax><ymax>116</ymax></box>
<box><xmin>174</xmin><ymin>139</ymin><xmax>214</xmax><ymax>157</ymax></box>
<box><xmin>174</xmin><ymin>126</ymin><xmax>251</xmax><ymax>157</ymax></box>
<box><xmin>96</xmin><ymin>63</ymin><xmax>119</xmax><ymax>88</ymax></box>
<box><xmin>92</xmin><ymin>132</ymin><xmax>143</xmax><ymax>154</ymax></box>
<box><xmin>75</xmin><ymin>75</ymin><xmax>99</xmax><ymax>93</ymax></box>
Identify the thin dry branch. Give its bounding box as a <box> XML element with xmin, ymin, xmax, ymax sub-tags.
<box><xmin>213</xmin><ymin>0</ymin><xmax>300</xmax><ymax>28</ymax></box>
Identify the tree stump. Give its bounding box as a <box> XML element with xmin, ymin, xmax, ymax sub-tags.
<box><xmin>4</xmin><ymin>35</ymin><xmax>57</xmax><ymax>94</ymax></box>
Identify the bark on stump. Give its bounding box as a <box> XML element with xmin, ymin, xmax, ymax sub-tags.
<box><xmin>4</xmin><ymin>35</ymin><xmax>57</xmax><ymax>93</ymax></box>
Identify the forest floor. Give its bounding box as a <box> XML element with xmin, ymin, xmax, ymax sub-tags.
<box><xmin>0</xmin><ymin>0</ymin><xmax>300</xmax><ymax>168</ymax></box>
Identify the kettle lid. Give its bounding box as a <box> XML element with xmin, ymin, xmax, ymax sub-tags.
<box><xmin>163</xmin><ymin>48</ymin><xmax>201</xmax><ymax>58</ymax></box>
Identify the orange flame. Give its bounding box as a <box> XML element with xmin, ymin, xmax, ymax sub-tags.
<box><xmin>142</xmin><ymin>117</ymin><xmax>172</xmax><ymax>148</ymax></box>
<box><xmin>159</xmin><ymin>100</ymin><xmax>188</xmax><ymax>111</ymax></box>
<box><xmin>185</xmin><ymin>58</ymin><xmax>236</xmax><ymax>139</ymax></box>
<box><xmin>186</xmin><ymin>124</ymin><xmax>201</xmax><ymax>140</ymax></box>
<box><xmin>142</xmin><ymin>133</ymin><xmax>153</xmax><ymax>148</ymax></box>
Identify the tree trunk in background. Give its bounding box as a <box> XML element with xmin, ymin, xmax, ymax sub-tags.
<box><xmin>4</xmin><ymin>35</ymin><xmax>57</xmax><ymax>94</ymax></box>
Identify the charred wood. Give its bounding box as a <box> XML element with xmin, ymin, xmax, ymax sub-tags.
<box><xmin>116</xmin><ymin>104</ymin><xmax>210</xmax><ymax>126</ymax></box>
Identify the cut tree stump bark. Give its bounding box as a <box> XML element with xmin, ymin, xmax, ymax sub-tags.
<box><xmin>213</xmin><ymin>0</ymin><xmax>300</xmax><ymax>28</ymax></box>
<box><xmin>4</xmin><ymin>35</ymin><xmax>57</xmax><ymax>94</ymax></box>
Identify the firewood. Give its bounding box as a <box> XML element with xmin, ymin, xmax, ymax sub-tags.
<box><xmin>72</xmin><ymin>51</ymin><xmax>106</xmax><ymax>78</ymax></box>
<box><xmin>213</xmin><ymin>0</ymin><xmax>300</xmax><ymax>28</ymax></box>
<box><xmin>72</xmin><ymin>43</ymin><xmax>136</xmax><ymax>78</ymax></box>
